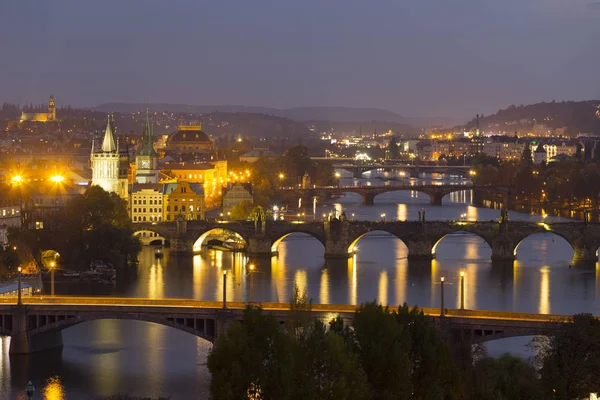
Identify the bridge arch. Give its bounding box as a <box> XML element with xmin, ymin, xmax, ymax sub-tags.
<box><xmin>133</xmin><ymin>230</ymin><xmax>168</xmax><ymax>246</ymax></box>
<box><xmin>513</xmin><ymin>231</ymin><xmax>574</xmax><ymax>261</ymax></box>
<box><xmin>193</xmin><ymin>228</ymin><xmax>247</xmax><ymax>252</ymax></box>
<box><xmin>271</xmin><ymin>231</ymin><xmax>325</xmax><ymax>254</ymax></box>
<box><xmin>432</xmin><ymin>231</ymin><xmax>492</xmax><ymax>260</ymax></box>
<box><xmin>29</xmin><ymin>315</ymin><xmax>217</xmax><ymax>344</ymax></box>
<box><xmin>371</xmin><ymin>189</ymin><xmax>431</xmax><ymax>204</ymax></box>
<box><xmin>347</xmin><ymin>230</ymin><xmax>408</xmax><ymax>255</ymax></box>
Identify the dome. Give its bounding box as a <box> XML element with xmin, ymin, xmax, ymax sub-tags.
<box><xmin>166</xmin><ymin>125</ymin><xmax>213</xmax><ymax>153</ymax></box>
<box><xmin>168</xmin><ymin>126</ymin><xmax>211</xmax><ymax>144</ymax></box>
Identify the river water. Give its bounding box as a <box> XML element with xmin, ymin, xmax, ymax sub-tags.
<box><xmin>1</xmin><ymin>171</ymin><xmax>598</xmax><ymax>399</ymax></box>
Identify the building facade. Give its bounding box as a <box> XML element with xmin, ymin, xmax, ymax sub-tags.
<box><xmin>130</xmin><ymin>184</ymin><xmax>164</xmax><ymax>223</ymax></box>
<box><xmin>20</xmin><ymin>96</ymin><xmax>57</xmax><ymax>122</ymax></box>
<box><xmin>534</xmin><ymin>143</ymin><xmax>547</xmax><ymax>164</ymax></box>
<box><xmin>163</xmin><ymin>182</ymin><xmax>204</xmax><ymax>222</ymax></box>
<box><xmin>91</xmin><ymin>115</ymin><xmax>129</xmax><ymax>199</ymax></box>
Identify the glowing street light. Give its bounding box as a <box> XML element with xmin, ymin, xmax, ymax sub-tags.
<box><xmin>11</xmin><ymin>175</ymin><xmax>23</xmax><ymax>184</ymax></box>
<box><xmin>380</xmin><ymin>213</ymin><xmax>386</xmax><ymax>222</ymax></box>
<box><xmin>50</xmin><ymin>261</ymin><xmax>56</xmax><ymax>296</ymax></box>
<box><xmin>222</xmin><ymin>270</ymin><xmax>228</xmax><ymax>309</ymax></box>
<box><xmin>50</xmin><ymin>175</ymin><xmax>65</xmax><ymax>183</ymax></box>
<box><xmin>248</xmin><ymin>263</ymin><xmax>256</xmax><ymax>302</ymax></box>
<box><xmin>459</xmin><ymin>271</ymin><xmax>465</xmax><ymax>310</ymax></box>
<box><xmin>440</xmin><ymin>276</ymin><xmax>445</xmax><ymax>316</ymax></box>
<box><xmin>17</xmin><ymin>266</ymin><xmax>22</xmax><ymax>305</ymax></box>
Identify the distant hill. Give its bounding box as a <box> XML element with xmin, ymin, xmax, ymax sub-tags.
<box><xmin>94</xmin><ymin>103</ymin><xmax>411</xmax><ymax>124</ymax></box>
<box><xmin>462</xmin><ymin>100</ymin><xmax>600</xmax><ymax>136</ymax></box>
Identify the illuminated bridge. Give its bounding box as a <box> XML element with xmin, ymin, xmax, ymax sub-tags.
<box><xmin>0</xmin><ymin>297</ymin><xmax>573</xmax><ymax>354</ymax></box>
<box><xmin>279</xmin><ymin>183</ymin><xmax>510</xmax><ymax>205</ymax></box>
<box><xmin>331</xmin><ymin>163</ymin><xmax>473</xmax><ymax>179</ymax></box>
<box><xmin>133</xmin><ymin>219</ymin><xmax>600</xmax><ymax>262</ymax></box>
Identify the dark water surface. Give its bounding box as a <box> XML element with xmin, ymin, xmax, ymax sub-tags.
<box><xmin>2</xmin><ymin>172</ymin><xmax>598</xmax><ymax>399</ymax></box>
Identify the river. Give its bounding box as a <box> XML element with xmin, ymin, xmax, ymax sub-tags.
<box><xmin>1</xmin><ymin>171</ymin><xmax>598</xmax><ymax>399</ymax></box>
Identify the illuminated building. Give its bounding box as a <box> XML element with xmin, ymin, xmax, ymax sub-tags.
<box><xmin>163</xmin><ymin>181</ymin><xmax>204</xmax><ymax>222</ymax></box>
<box><xmin>130</xmin><ymin>184</ymin><xmax>163</xmax><ymax>223</ymax></box>
<box><xmin>222</xmin><ymin>183</ymin><xmax>253</xmax><ymax>213</ymax></box>
<box><xmin>90</xmin><ymin>115</ymin><xmax>129</xmax><ymax>199</ymax></box>
<box><xmin>135</xmin><ymin>111</ymin><xmax>159</xmax><ymax>183</ymax></box>
<box><xmin>20</xmin><ymin>96</ymin><xmax>57</xmax><ymax>122</ymax></box>
<box><xmin>160</xmin><ymin>161</ymin><xmax>227</xmax><ymax>186</ymax></box>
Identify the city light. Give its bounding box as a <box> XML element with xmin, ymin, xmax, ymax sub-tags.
<box><xmin>11</xmin><ymin>175</ymin><xmax>23</xmax><ymax>184</ymax></box>
<box><xmin>469</xmin><ymin>170</ymin><xmax>476</xmax><ymax>176</ymax></box>
<box><xmin>50</xmin><ymin>175</ymin><xmax>65</xmax><ymax>183</ymax></box>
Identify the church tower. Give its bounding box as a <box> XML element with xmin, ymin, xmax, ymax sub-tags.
<box><xmin>91</xmin><ymin>115</ymin><xmax>127</xmax><ymax>198</ymax></box>
<box><xmin>48</xmin><ymin>95</ymin><xmax>56</xmax><ymax>121</ymax></box>
<box><xmin>135</xmin><ymin>110</ymin><xmax>159</xmax><ymax>183</ymax></box>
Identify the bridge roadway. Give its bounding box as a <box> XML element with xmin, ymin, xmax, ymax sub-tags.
<box><xmin>134</xmin><ymin>219</ymin><xmax>600</xmax><ymax>262</ymax></box>
<box><xmin>280</xmin><ymin>183</ymin><xmax>509</xmax><ymax>205</ymax></box>
<box><xmin>331</xmin><ymin>163</ymin><xmax>473</xmax><ymax>179</ymax></box>
<box><xmin>0</xmin><ymin>296</ymin><xmax>570</xmax><ymax>354</ymax></box>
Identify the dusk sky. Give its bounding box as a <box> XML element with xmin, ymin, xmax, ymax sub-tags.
<box><xmin>1</xmin><ymin>0</ymin><xmax>599</xmax><ymax>119</ymax></box>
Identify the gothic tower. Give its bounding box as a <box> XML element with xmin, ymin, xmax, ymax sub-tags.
<box><xmin>48</xmin><ymin>95</ymin><xmax>56</xmax><ymax>121</ymax></box>
<box><xmin>91</xmin><ymin>115</ymin><xmax>127</xmax><ymax>198</ymax></box>
<box><xmin>135</xmin><ymin>110</ymin><xmax>159</xmax><ymax>183</ymax></box>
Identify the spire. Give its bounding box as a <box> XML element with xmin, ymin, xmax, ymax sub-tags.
<box><xmin>101</xmin><ymin>114</ymin><xmax>117</xmax><ymax>152</ymax></box>
<box><xmin>137</xmin><ymin>109</ymin><xmax>157</xmax><ymax>157</ymax></box>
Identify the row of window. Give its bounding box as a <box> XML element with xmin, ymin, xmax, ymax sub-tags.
<box><xmin>133</xmin><ymin>216</ymin><xmax>162</xmax><ymax>222</ymax></box>
<box><xmin>132</xmin><ymin>208</ymin><xmax>161</xmax><ymax>213</ymax></box>
<box><xmin>132</xmin><ymin>199</ymin><xmax>162</xmax><ymax>205</ymax></box>
<box><xmin>1</xmin><ymin>208</ymin><xmax>19</xmax><ymax>217</ymax></box>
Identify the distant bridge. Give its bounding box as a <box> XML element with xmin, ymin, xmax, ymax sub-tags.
<box><xmin>0</xmin><ymin>297</ymin><xmax>572</xmax><ymax>354</ymax></box>
<box><xmin>280</xmin><ymin>183</ymin><xmax>509</xmax><ymax>205</ymax></box>
<box><xmin>311</xmin><ymin>159</ymin><xmax>473</xmax><ymax>178</ymax></box>
<box><xmin>132</xmin><ymin>219</ymin><xmax>600</xmax><ymax>262</ymax></box>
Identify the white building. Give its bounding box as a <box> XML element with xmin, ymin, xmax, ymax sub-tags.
<box><xmin>91</xmin><ymin>115</ymin><xmax>129</xmax><ymax>198</ymax></box>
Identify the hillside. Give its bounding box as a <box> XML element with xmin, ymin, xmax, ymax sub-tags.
<box><xmin>94</xmin><ymin>103</ymin><xmax>410</xmax><ymax>124</ymax></box>
<box><xmin>462</xmin><ymin>100</ymin><xmax>600</xmax><ymax>135</ymax></box>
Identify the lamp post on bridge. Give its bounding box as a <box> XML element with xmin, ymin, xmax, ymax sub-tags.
<box><xmin>440</xmin><ymin>276</ymin><xmax>445</xmax><ymax>317</ymax></box>
<box><xmin>460</xmin><ymin>271</ymin><xmax>465</xmax><ymax>310</ymax></box>
<box><xmin>17</xmin><ymin>266</ymin><xmax>22</xmax><ymax>306</ymax></box>
<box><xmin>50</xmin><ymin>261</ymin><xmax>56</xmax><ymax>296</ymax></box>
<box><xmin>248</xmin><ymin>263</ymin><xmax>255</xmax><ymax>303</ymax></box>
<box><xmin>222</xmin><ymin>270</ymin><xmax>227</xmax><ymax>309</ymax></box>
<box><xmin>335</xmin><ymin>172</ymin><xmax>341</xmax><ymax>188</ymax></box>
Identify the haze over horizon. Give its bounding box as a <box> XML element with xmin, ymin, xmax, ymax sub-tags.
<box><xmin>1</xmin><ymin>0</ymin><xmax>599</xmax><ymax>119</ymax></box>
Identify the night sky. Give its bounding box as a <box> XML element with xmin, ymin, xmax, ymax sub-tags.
<box><xmin>1</xmin><ymin>0</ymin><xmax>599</xmax><ymax>118</ymax></box>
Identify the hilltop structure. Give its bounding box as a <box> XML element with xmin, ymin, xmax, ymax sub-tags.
<box><xmin>20</xmin><ymin>96</ymin><xmax>57</xmax><ymax>122</ymax></box>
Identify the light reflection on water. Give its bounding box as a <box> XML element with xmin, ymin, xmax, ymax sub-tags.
<box><xmin>3</xmin><ymin>174</ymin><xmax>600</xmax><ymax>398</ymax></box>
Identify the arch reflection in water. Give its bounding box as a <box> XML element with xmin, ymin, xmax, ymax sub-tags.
<box><xmin>514</xmin><ymin>232</ymin><xmax>574</xmax><ymax>263</ymax></box>
<box><xmin>539</xmin><ymin>266</ymin><xmax>550</xmax><ymax>314</ymax></box>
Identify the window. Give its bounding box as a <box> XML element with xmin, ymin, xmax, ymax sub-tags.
<box><xmin>133</xmin><ymin>216</ymin><xmax>137</xmax><ymax>221</ymax></box>
<box><xmin>167</xmin><ymin>215</ymin><xmax>171</xmax><ymax>221</ymax></box>
<box><xmin>174</xmin><ymin>205</ymin><xmax>178</xmax><ymax>212</ymax></box>
<box><xmin>166</xmin><ymin>206</ymin><xmax>170</xmax><ymax>211</ymax></box>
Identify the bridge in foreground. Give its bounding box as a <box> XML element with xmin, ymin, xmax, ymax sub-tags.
<box><xmin>0</xmin><ymin>297</ymin><xmax>571</xmax><ymax>354</ymax></box>
<box><xmin>134</xmin><ymin>219</ymin><xmax>600</xmax><ymax>262</ymax></box>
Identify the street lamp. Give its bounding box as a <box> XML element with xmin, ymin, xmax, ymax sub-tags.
<box><xmin>380</xmin><ymin>213</ymin><xmax>386</xmax><ymax>222</ymax></box>
<box><xmin>248</xmin><ymin>263</ymin><xmax>256</xmax><ymax>302</ymax></box>
<box><xmin>459</xmin><ymin>271</ymin><xmax>465</xmax><ymax>310</ymax></box>
<box><xmin>17</xmin><ymin>266</ymin><xmax>22</xmax><ymax>305</ymax></box>
<box><xmin>440</xmin><ymin>276</ymin><xmax>445</xmax><ymax>317</ymax></box>
<box><xmin>278</xmin><ymin>173</ymin><xmax>285</xmax><ymax>188</ymax></box>
<box><xmin>50</xmin><ymin>261</ymin><xmax>56</xmax><ymax>296</ymax></box>
<box><xmin>335</xmin><ymin>172</ymin><xmax>341</xmax><ymax>187</ymax></box>
<box><xmin>222</xmin><ymin>270</ymin><xmax>227</xmax><ymax>309</ymax></box>
<box><xmin>352</xmin><ymin>213</ymin><xmax>355</xmax><ymax>220</ymax></box>
<box><xmin>26</xmin><ymin>381</ymin><xmax>35</xmax><ymax>399</ymax></box>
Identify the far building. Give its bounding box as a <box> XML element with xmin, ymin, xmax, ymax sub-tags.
<box><xmin>20</xmin><ymin>96</ymin><xmax>57</xmax><ymax>122</ymax></box>
<box><xmin>534</xmin><ymin>143</ymin><xmax>547</xmax><ymax>164</ymax></box>
<box><xmin>469</xmin><ymin>114</ymin><xmax>484</xmax><ymax>155</ymax></box>
<box><xmin>90</xmin><ymin>115</ymin><xmax>129</xmax><ymax>199</ymax></box>
<box><xmin>239</xmin><ymin>147</ymin><xmax>279</xmax><ymax>163</ymax></box>
<box><xmin>222</xmin><ymin>183</ymin><xmax>253</xmax><ymax>214</ymax></box>
<box><xmin>130</xmin><ymin>184</ymin><xmax>164</xmax><ymax>223</ymax></box>
<box><xmin>301</xmin><ymin>172</ymin><xmax>312</xmax><ymax>189</ymax></box>
<box><xmin>135</xmin><ymin>111</ymin><xmax>159</xmax><ymax>183</ymax></box>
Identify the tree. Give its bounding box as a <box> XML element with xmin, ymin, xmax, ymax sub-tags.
<box><xmin>229</xmin><ymin>200</ymin><xmax>254</xmax><ymax>220</ymax></box>
<box><xmin>471</xmin><ymin>354</ymin><xmax>541</xmax><ymax>400</ymax></box>
<box><xmin>352</xmin><ymin>302</ymin><xmax>412</xmax><ymax>399</ymax></box>
<box><xmin>522</xmin><ymin>142</ymin><xmax>533</xmax><ymax>165</ymax></box>
<box><xmin>208</xmin><ymin>306</ymin><xmax>296</xmax><ymax>400</ymax></box>
<box><xmin>532</xmin><ymin>313</ymin><xmax>600</xmax><ymax>399</ymax></box>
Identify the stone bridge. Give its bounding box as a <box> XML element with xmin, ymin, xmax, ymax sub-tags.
<box><xmin>280</xmin><ymin>184</ymin><xmax>511</xmax><ymax>205</ymax></box>
<box><xmin>134</xmin><ymin>219</ymin><xmax>600</xmax><ymax>262</ymax></box>
<box><xmin>0</xmin><ymin>297</ymin><xmax>575</xmax><ymax>354</ymax></box>
<box><xmin>331</xmin><ymin>163</ymin><xmax>473</xmax><ymax>179</ymax></box>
